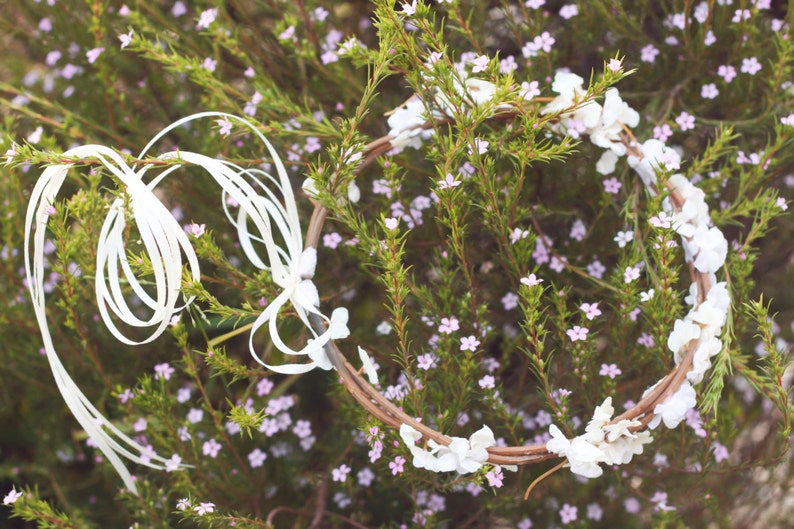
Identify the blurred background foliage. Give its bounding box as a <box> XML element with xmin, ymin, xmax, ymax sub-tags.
<box><xmin>0</xmin><ymin>1</ymin><xmax>793</xmax><ymax>528</ymax></box>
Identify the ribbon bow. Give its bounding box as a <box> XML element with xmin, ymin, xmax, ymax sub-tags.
<box><xmin>24</xmin><ymin>112</ymin><xmax>349</xmax><ymax>493</ymax></box>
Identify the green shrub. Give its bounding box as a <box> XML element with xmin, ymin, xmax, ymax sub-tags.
<box><xmin>1</xmin><ymin>1</ymin><xmax>792</xmax><ymax>528</ymax></box>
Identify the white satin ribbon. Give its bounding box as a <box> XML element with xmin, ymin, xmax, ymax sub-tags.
<box><xmin>24</xmin><ymin>112</ymin><xmax>349</xmax><ymax>493</ymax></box>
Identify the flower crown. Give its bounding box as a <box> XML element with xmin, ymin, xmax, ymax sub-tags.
<box><xmin>24</xmin><ymin>66</ymin><xmax>729</xmax><ymax>495</ymax></box>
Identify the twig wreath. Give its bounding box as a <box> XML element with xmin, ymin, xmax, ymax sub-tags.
<box><xmin>23</xmin><ymin>64</ymin><xmax>729</xmax><ymax>496</ymax></box>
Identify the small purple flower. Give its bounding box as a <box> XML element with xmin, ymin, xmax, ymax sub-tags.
<box><xmin>401</xmin><ymin>0</ymin><xmax>417</xmax><ymax>16</ymax></box>
<box><xmin>460</xmin><ymin>335</ymin><xmax>480</xmax><ymax>352</ymax></box>
<box><xmin>559</xmin><ymin>503</ymin><xmax>578</xmax><ymax>524</ymax></box>
<box><xmin>118</xmin><ymin>388</ymin><xmax>135</xmax><ymax>403</ymax></box>
<box><xmin>566</xmin><ymin>326</ymin><xmax>588</xmax><ymax>342</ymax></box>
<box><xmin>624</xmin><ymin>265</ymin><xmax>640</xmax><ymax>283</ymax></box>
<box><xmin>438</xmin><ymin>316</ymin><xmax>460</xmax><ymax>334</ymax></box>
<box><xmin>416</xmin><ymin>353</ymin><xmax>437</xmax><ymax>370</ymax></box>
<box><xmin>248</xmin><ymin>448</ymin><xmax>267</xmax><ymax>468</ymax></box>
<box><xmin>186</xmin><ymin>223</ymin><xmax>206</xmax><ymax>237</ymax></box>
<box><xmin>202</xmin><ymin>57</ymin><xmax>217</xmax><ymax>72</ymax></box>
<box><xmin>649</xmin><ymin>212</ymin><xmax>672</xmax><ymax>229</ymax></box>
<box><xmin>438</xmin><ymin>173</ymin><xmax>461</xmax><ymax>189</ymax></box>
<box><xmin>470</xmin><ymin>54</ymin><xmax>490</xmax><ymax>73</ymax></box>
<box><xmin>740</xmin><ymin>56</ymin><xmax>762</xmax><ymax>75</ymax></box>
<box><xmin>86</xmin><ymin>47</ymin><xmax>105</xmax><ymax>64</ymax></box>
<box><xmin>197</xmin><ymin>8</ymin><xmax>218</xmax><ymax>30</ymax></box>
<box><xmin>323</xmin><ymin>232</ymin><xmax>343</xmax><ymax>249</ymax></box>
<box><xmin>701</xmin><ymin>83</ymin><xmax>719</xmax><ymax>99</ymax></box>
<box><xmin>332</xmin><ymin>464</ymin><xmax>352</xmax><ymax>482</ymax></box>
<box><xmin>717</xmin><ymin>64</ymin><xmax>736</xmax><ymax>83</ymax></box>
<box><xmin>520</xmin><ymin>273</ymin><xmax>543</xmax><ymax>287</ymax></box>
<box><xmin>478</xmin><ymin>375</ymin><xmax>495</xmax><ymax>389</ymax></box>
<box><xmin>599</xmin><ymin>363</ymin><xmax>622</xmax><ymax>379</ymax></box>
<box><xmin>559</xmin><ymin>5</ymin><xmax>578</xmax><ymax>19</ymax></box>
<box><xmin>603</xmin><ymin>177</ymin><xmax>622</xmax><ymax>194</ymax></box>
<box><xmin>469</xmin><ymin>138</ymin><xmax>489</xmax><ymax>155</ymax></box>
<box><xmin>637</xmin><ymin>332</ymin><xmax>655</xmax><ymax>347</ymax></box>
<box><xmin>202</xmin><ymin>439</ymin><xmax>222</xmax><ymax>458</ymax></box>
<box><xmin>357</xmin><ymin>467</ymin><xmax>375</xmax><ymax>487</ymax></box>
<box><xmin>119</xmin><ymin>31</ymin><xmax>134</xmax><ymax>49</ymax></box>
<box><xmin>389</xmin><ymin>456</ymin><xmax>405</xmax><ymax>475</ymax></box>
<box><xmin>712</xmin><ymin>442</ymin><xmax>729</xmax><ymax>463</ymax></box>
<box><xmin>640</xmin><ymin>44</ymin><xmax>659</xmax><ymax>63</ymax></box>
<box><xmin>216</xmin><ymin>118</ymin><xmax>232</xmax><ymax>136</ymax></box>
<box><xmin>501</xmin><ymin>291</ymin><xmax>519</xmax><ymax>310</ymax></box>
<box><xmin>485</xmin><ymin>465</ymin><xmax>504</xmax><ymax>487</ymax></box>
<box><xmin>580</xmin><ymin>302</ymin><xmax>601</xmax><ymax>320</ymax></box>
<box><xmin>675</xmin><ymin>111</ymin><xmax>695</xmax><ymax>131</ymax></box>
<box><xmin>153</xmin><ymin>362</ymin><xmax>175</xmax><ymax>381</ymax></box>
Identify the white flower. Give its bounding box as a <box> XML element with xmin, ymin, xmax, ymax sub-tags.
<box><xmin>667</xmin><ymin>319</ymin><xmax>701</xmax><ymax>364</ymax></box>
<box><xmin>347</xmin><ymin>181</ymin><xmax>361</xmax><ymax>203</ymax></box>
<box><xmin>688</xmin><ymin>299</ymin><xmax>726</xmax><ymax>328</ymax></box>
<box><xmin>665</xmin><ymin>175</ymin><xmax>710</xmax><ymax>233</ymax></box>
<box><xmin>596</xmin><ymin>150</ymin><xmax>619</xmax><ymax>175</ymax></box>
<box><xmin>688</xmin><ymin>337</ymin><xmax>722</xmax><ymax>384</ymax></box>
<box><xmin>600</xmin><ymin>430</ymin><xmax>652</xmax><ymax>465</ymax></box>
<box><xmin>684</xmin><ymin>281</ymin><xmax>700</xmax><ymax>307</ymax></box>
<box><xmin>589</xmin><ymin>88</ymin><xmax>639</xmax><ymax>155</ymax></box>
<box><xmin>567</xmin><ymin>437</ymin><xmax>606</xmax><ymax>478</ymax></box>
<box><xmin>387</xmin><ymin>76</ymin><xmax>499</xmax><ymax>151</ymax></box>
<box><xmin>387</xmin><ymin>96</ymin><xmax>427</xmax><ymax>150</ymax></box>
<box><xmin>3</xmin><ymin>488</ymin><xmax>23</xmax><ymax>505</ymax></box>
<box><xmin>583</xmin><ymin>397</ymin><xmax>614</xmax><ymax>444</ymax></box>
<box><xmin>649</xmin><ymin>381</ymin><xmax>697</xmax><ymax>429</ymax></box>
<box><xmin>432</xmin><ymin>77</ymin><xmax>499</xmax><ymax>117</ymax></box>
<box><xmin>548</xmin><ymin>398</ymin><xmax>651</xmax><ymax>478</ymax></box>
<box><xmin>546</xmin><ymin>424</ymin><xmax>571</xmax><ymax>456</ymax></box>
<box><xmin>602</xmin><ymin>419</ymin><xmax>641</xmax><ymax>443</ymax></box>
<box><xmin>357</xmin><ymin>346</ymin><xmax>379</xmax><ymax>385</ymax></box>
<box><xmin>628</xmin><ymin>139</ymin><xmax>681</xmax><ymax>187</ymax></box>
<box><xmin>706</xmin><ymin>281</ymin><xmax>730</xmax><ymax>313</ymax></box>
<box><xmin>462</xmin><ymin>78</ymin><xmax>497</xmax><ymax>105</ymax></box>
<box><xmin>542</xmin><ymin>72</ymin><xmax>586</xmax><ymax>115</ymax></box>
<box><xmin>640</xmin><ymin>289</ymin><xmax>655</xmax><ymax>302</ymax></box>
<box><xmin>399</xmin><ymin>424</ymin><xmax>495</xmax><ymax>474</ymax></box>
<box><xmin>613</xmin><ymin>230</ymin><xmax>634</xmax><ymax>247</ymax></box>
<box><xmin>689</xmin><ymin>224</ymin><xmax>728</xmax><ymax>273</ymax></box>
<box><xmin>302</xmin><ymin>176</ymin><xmax>320</xmax><ymax>198</ymax></box>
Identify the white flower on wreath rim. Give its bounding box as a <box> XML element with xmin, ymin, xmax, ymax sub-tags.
<box><xmin>546</xmin><ymin>397</ymin><xmax>652</xmax><ymax>479</ymax></box>
<box><xmin>399</xmin><ymin>423</ymin><xmax>495</xmax><ymax>474</ymax></box>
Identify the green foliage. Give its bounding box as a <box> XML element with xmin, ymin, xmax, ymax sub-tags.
<box><xmin>0</xmin><ymin>1</ymin><xmax>792</xmax><ymax>528</ymax></box>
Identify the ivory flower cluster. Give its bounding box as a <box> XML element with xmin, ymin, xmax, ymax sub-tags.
<box><xmin>542</xmin><ymin>72</ymin><xmax>641</xmax><ymax>177</ymax></box>
<box><xmin>387</xmin><ymin>65</ymin><xmax>523</xmax><ymax>151</ymax></box>
<box><xmin>547</xmin><ymin>398</ymin><xmax>652</xmax><ymax>478</ymax></box>
<box><xmin>399</xmin><ymin>424</ymin><xmax>496</xmax><ymax>474</ymax></box>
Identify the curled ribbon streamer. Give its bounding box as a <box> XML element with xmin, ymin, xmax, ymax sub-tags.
<box><xmin>141</xmin><ymin>113</ymin><xmax>351</xmax><ymax>374</ymax></box>
<box><xmin>25</xmin><ymin>145</ymin><xmax>197</xmax><ymax>494</ymax></box>
<box><xmin>24</xmin><ymin>112</ymin><xmax>350</xmax><ymax>493</ymax></box>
